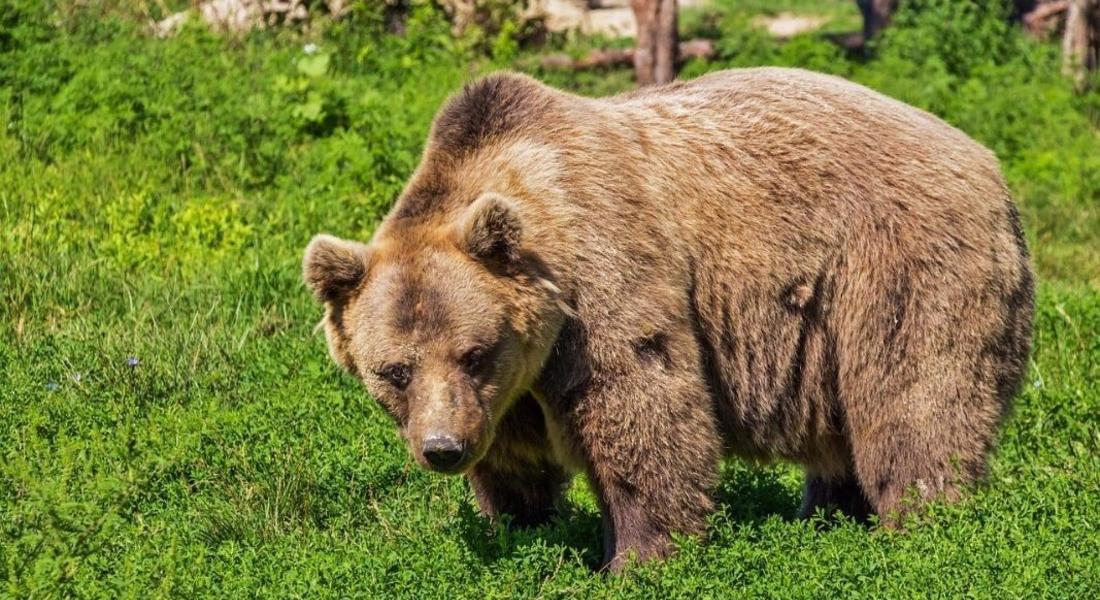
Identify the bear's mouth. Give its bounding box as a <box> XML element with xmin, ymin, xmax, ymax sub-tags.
<box><xmin>418</xmin><ymin>450</ymin><xmax>479</xmax><ymax>475</ymax></box>
<box><xmin>426</xmin><ymin>460</ymin><xmax>469</xmax><ymax>475</ymax></box>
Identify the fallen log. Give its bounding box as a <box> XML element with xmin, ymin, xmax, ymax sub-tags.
<box><xmin>1022</xmin><ymin>0</ymin><xmax>1069</xmax><ymax>37</ymax></box>
<box><xmin>153</xmin><ymin>0</ymin><xmax>349</xmax><ymax>37</ymax></box>
<box><xmin>540</xmin><ymin>38</ymin><xmax>714</xmax><ymax>70</ymax></box>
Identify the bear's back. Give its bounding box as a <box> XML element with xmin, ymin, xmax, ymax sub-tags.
<box><xmin>579</xmin><ymin>67</ymin><xmax>1018</xmax><ymax>278</ymax></box>
<box><xmin>600</xmin><ymin>67</ymin><xmax>1005</xmax><ymax>216</ymax></box>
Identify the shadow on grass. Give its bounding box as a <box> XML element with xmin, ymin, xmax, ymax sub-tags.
<box><xmin>712</xmin><ymin>465</ymin><xmax>803</xmax><ymax>525</ymax></box>
<box><xmin>454</xmin><ymin>499</ymin><xmax>605</xmax><ymax>569</ymax></box>
<box><xmin>453</xmin><ymin>465</ymin><xmax>806</xmax><ymax>569</ymax></box>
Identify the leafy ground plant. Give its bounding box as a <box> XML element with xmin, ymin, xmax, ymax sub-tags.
<box><xmin>2</xmin><ymin>0</ymin><xmax>1098</xmax><ymax>597</ymax></box>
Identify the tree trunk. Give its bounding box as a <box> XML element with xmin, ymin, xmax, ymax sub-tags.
<box><xmin>631</xmin><ymin>0</ymin><xmax>678</xmax><ymax>86</ymax></box>
<box><xmin>856</xmin><ymin>0</ymin><xmax>897</xmax><ymax>42</ymax></box>
<box><xmin>1062</xmin><ymin>0</ymin><xmax>1100</xmax><ymax>86</ymax></box>
<box><xmin>654</xmin><ymin>0</ymin><xmax>679</xmax><ymax>84</ymax></box>
<box><xmin>631</xmin><ymin>0</ymin><xmax>657</xmax><ymax>86</ymax></box>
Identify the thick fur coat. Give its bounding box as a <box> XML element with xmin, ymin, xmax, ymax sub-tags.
<box><xmin>303</xmin><ymin>68</ymin><xmax>1034</xmax><ymax>570</ymax></box>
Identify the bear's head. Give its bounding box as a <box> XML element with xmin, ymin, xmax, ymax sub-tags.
<box><xmin>303</xmin><ymin>193</ymin><xmax>568</xmax><ymax>474</ymax></box>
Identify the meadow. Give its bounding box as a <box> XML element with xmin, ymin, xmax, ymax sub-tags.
<box><xmin>1</xmin><ymin>0</ymin><xmax>1098</xmax><ymax>596</ymax></box>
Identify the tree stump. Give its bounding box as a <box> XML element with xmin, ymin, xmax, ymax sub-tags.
<box><xmin>857</xmin><ymin>0</ymin><xmax>898</xmax><ymax>44</ymax></box>
<box><xmin>1063</xmin><ymin>0</ymin><xmax>1100</xmax><ymax>86</ymax></box>
<box><xmin>631</xmin><ymin>0</ymin><xmax>679</xmax><ymax>85</ymax></box>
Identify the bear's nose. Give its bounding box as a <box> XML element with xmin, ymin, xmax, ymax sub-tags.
<box><xmin>422</xmin><ymin>435</ymin><xmax>465</xmax><ymax>471</ymax></box>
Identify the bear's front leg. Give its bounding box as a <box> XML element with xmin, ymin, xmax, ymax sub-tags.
<box><xmin>570</xmin><ymin>363</ymin><xmax>721</xmax><ymax>571</ymax></box>
<box><xmin>466</xmin><ymin>394</ymin><xmax>569</xmax><ymax>528</ymax></box>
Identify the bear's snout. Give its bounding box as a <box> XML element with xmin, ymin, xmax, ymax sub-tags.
<box><xmin>422</xmin><ymin>434</ymin><xmax>467</xmax><ymax>472</ymax></box>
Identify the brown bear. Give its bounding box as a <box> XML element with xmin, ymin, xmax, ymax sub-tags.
<box><xmin>303</xmin><ymin>68</ymin><xmax>1033</xmax><ymax>571</ymax></box>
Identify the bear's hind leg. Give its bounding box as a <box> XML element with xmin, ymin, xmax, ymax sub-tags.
<box><xmin>800</xmin><ymin>472</ymin><xmax>873</xmax><ymax>522</ymax></box>
<box><xmin>834</xmin><ymin>253</ymin><xmax>1019</xmax><ymax>524</ymax></box>
<box><xmin>842</xmin><ymin>369</ymin><xmax>993</xmax><ymax>524</ymax></box>
<box><xmin>846</xmin><ymin>418</ymin><xmax>972</xmax><ymax>524</ymax></box>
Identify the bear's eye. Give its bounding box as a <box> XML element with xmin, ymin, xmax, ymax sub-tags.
<box><xmin>376</xmin><ymin>363</ymin><xmax>411</xmax><ymax>390</ymax></box>
<box><xmin>459</xmin><ymin>346</ymin><xmax>490</xmax><ymax>374</ymax></box>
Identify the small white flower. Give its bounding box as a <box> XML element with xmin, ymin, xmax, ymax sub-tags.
<box><xmin>303</xmin><ymin>43</ymin><xmax>319</xmax><ymax>55</ymax></box>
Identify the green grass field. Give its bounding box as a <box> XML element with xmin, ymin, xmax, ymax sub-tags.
<box><xmin>2</xmin><ymin>1</ymin><xmax>1098</xmax><ymax>597</ymax></box>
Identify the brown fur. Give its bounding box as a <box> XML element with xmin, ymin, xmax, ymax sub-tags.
<box><xmin>303</xmin><ymin>68</ymin><xmax>1034</xmax><ymax>571</ymax></box>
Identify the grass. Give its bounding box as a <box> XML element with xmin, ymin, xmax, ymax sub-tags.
<box><xmin>1</xmin><ymin>0</ymin><xmax>1098</xmax><ymax>597</ymax></box>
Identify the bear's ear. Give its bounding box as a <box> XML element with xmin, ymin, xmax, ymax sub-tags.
<box><xmin>454</xmin><ymin>193</ymin><xmax>523</xmax><ymax>265</ymax></box>
<box><xmin>303</xmin><ymin>234</ymin><xmax>371</xmax><ymax>303</ymax></box>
